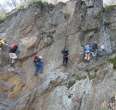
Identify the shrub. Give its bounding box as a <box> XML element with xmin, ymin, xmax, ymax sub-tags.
<box><xmin>16</xmin><ymin>5</ymin><xmax>26</xmax><ymax>11</ymax></box>
<box><xmin>29</xmin><ymin>0</ymin><xmax>48</xmax><ymax>8</ymax></box>
<box><xmin>0</xmin><ymin>13</ymin><xmax>7</xmax><ymax>23</ymax></box>
<box><xmin>109</xmin><ymin>56</ymin><xmax>116</xmax><ymax>69</ymax></box>
<box><xmin>67</xmin><ymin>80</ymin><xmax>76</xmax><ymax>89</ymax></box>
<box><xmin>104</xmin><ymin>5</ymin><xmax>116</xmax><ymax>12</ymax></box>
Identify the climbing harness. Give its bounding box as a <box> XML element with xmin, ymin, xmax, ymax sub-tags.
<box><xmin>9</xmin><ymin>53</ymin><xmax>18</xmax><ymax>67</ymax></box>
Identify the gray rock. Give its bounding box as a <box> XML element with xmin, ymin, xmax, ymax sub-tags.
<box><xmin>0</xmin><ymin>0</ymin><xmax>115</xmax><ymax>110</ymax></box>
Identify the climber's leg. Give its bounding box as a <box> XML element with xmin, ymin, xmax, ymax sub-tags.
<box><xmin>65</xmin><ymin>57</ymin><xmax>68</xmax><ymax>65</ymax></box>
<box><xmin>63</xmin><ymin>56</ymin><xmax>66</xmax><ymax>65</ymax></box>
<box><xmin>84</xmin><ymin>53</ymin><xmax>88</xmax><ymax>62</ymax></box>
<box><xmin>34</xmin><ymin>66</ymin><xmax>39</xmax><ymax>76</ymax></box>
<box><xmin>63</xmin><ymin>56</ymin><xmax>68</xmax><ymax>66</ymax></box>
<box><xmin>11</xmin><ymin>58</ymin><xmax>15</xmax><ymax>67</ymax></box>
<box><xmin>39</xmin><ymin>64</ymin><xmax>44</xmax><ymax>74</ymax></box>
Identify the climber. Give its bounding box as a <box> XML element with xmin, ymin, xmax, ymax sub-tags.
<box><xmin>9</xmin><ymin>43</ymin><xmax>18</xmax><ymax>53</ymax></box>
<box><xmin>9</xmin><ymin>43</ymin><xmax>18</xmax><ymax>67</ymax></box>
<box><xmin>62</xmin><ymin>48</ymin><xmax>69</xmax><ymax>66</ymax></box>
<box><xmin>33</xmin><ymin>55</ymin><xmax>44</xmax><ymax>76</ymax></box>
<box><xmin>84</xmin><ymin>43</ymin><xmax>92</xmax><ymax>62</ymax></box>
<box><xmin>91</xmin><ymin>42</ymin><xmax>98</xmax><ymax>60</ymax></box>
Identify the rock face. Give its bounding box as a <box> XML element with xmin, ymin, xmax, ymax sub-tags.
<box><xmin>105</xmin><ymin>7</ymin><xmax>116</xmax><ymax>52</ymax></box>
<box><xmin>0</xmin><ymin>0</ymin><xmax>116</xmax><ymax>110</ymax></box>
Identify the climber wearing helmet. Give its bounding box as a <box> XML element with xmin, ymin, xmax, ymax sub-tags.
<box><xmin>9</xmin><ymin>42</ymin><xmax>19</xmax><ymax>67</ymax></box>
<box><xmin>62</xmin><ymin>48</ymin><xmax>69</xmax><ymax>66</ymax></box>
<box><xmin>9</xmin><ymin>43</ymin><xmax>18</xmax><ymax>53</ymax></box>
<box><xmin>33</xmin><ymin>55</ymin><xmax>44</xmax><ymax>76</ymax></box>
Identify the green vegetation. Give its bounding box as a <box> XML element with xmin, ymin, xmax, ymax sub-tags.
<box><xmin>75</xmin><ymin>75</ymin><xmax>82</xmax><ymax>80</ymax></box>
<box><xmin>104</xmin><ymin>5</ymin><xmax>116</xmax><ymax>12</ymax></box>
<box><xmin>88</xmin><ymin>73</ymin><xmax>96</xmax><ymax>80</ymax></box>
<box><xmin>67</xmin><ymin>80</ymin><xmax>75</xmax><ymax>89</ymax></box>
<box><xmin>0</xmin><ymin>0</ymin><xmax>50</xmax><ymax>24</ymax></box>
<box><xmin>109</xmin><ymin>56</ymin><xmax>116</xmax><ymax>69</ymax></box>
<box><xmin>16</xmin><ymin>0</ymin><xmax>48</xmax><ymax>11</ymax></box>
<box><xmin>84</xmin><ymin>28</ymin><xmax>98</xmax><ymax>34</ymax></box>
<box><xmin>96</xmin><ymin>9</ymin><xmax>103</xmax><ymax>18</ymax></box>
<box><xmin>29</xmin><ymin>0</ymin><xmax>48</xmax><ymax>8</ymax></box>
<box><xmin>64</xmin><ymin>13</ymin><xmax>70</xmax><ymax>20</ymax></box>
<box><xmin>67</xmin><ymin>74</ymin><xmax>87</xmax><ymax>89</ymax></box>
<box><xmin>16</xmin><ymin>5</ymin><xmax>26</xmax><ymax>11</ymax></box>
<box><xmin>0</xmin><ymin>12</ymin><xmax>7</xmax><ymax>23</ymax></box>
<box><xmin>74</xmin><ymin>74</ymin><xmax>86</xmax><ymax>81</ymax></box>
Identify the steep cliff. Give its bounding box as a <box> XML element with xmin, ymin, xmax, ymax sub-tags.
<box><xmin>0</xmin><ymin>0</ymin><xmax>116</xmax><ymax>110</ymax></box>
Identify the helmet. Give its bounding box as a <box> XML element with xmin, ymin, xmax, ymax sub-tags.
<box><xmin>10</xmin><ymin>43</ymin><xmax>17</xmax><ymax>48</ymax></box>
<box><xmin>64</xmin><ymin>48</ymin><xmax>68</xmax><ymax>52</ymax></box>
<box><xmin>39</xmin><ymin>56</ymin><xmax>43</xmax><ymax>59</ymax></box>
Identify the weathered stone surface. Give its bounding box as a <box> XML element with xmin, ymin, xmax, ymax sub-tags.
<box><xmin>0</xmin><ymin>0</ymin><xmax>115</xmax><ymax>110</ymax></box>
<box><xmin>105</xmin><ymin>8</ymin><xmax>116</xmax><ymax>52</ymax></box>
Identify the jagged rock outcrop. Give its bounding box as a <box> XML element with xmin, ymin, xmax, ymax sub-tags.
<box><xmin>104</xmin><ymin>6</ymin><xmax>116</xmax><ymax>52</ymax></box>
<box><xmin>0</xmin><ymin>0</ymin><xmax>116</xmax><ymax>110</ymax></box>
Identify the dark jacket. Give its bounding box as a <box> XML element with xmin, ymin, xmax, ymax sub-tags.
<box><xmin>62</xmin><ymin>49</ymin><xmax>69</xmax><ymax>57</ymax></box>
<box><xmin>92</xmin><ymin>43</ymin><xmax>98</xmax><ymax>51</ymax></box>
<box><xmin>9</xmin><ymin>45</ymin><xmax>18</xmax><ymax>53</ymax></box>
<box><xmin>34</xmin><ymin>58</ymin><xmax>44</xmax><ymax>67</ymax></box>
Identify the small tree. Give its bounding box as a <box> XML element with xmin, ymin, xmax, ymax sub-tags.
<box><xmin>0</xmin><ymin>4</ymin><xmax>7</xmax><ymax>23</ymax></box>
